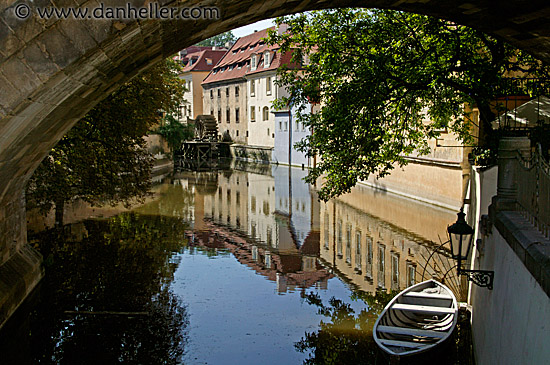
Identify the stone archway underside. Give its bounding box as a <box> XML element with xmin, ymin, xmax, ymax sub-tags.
<box><xmin>0</xmin><ymin>0</ymin><xmax>549</xmax><ymax>327</ymax></box>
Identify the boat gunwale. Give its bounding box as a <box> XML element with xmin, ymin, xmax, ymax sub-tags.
<box><xmin>373</xmin><ymin>279</ymin><xmax>459</xmax><ymax>357</ymax></box>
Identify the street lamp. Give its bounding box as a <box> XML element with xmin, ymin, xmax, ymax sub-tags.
<box><xmin>447</xmin><ymin>208</ymin><xmax>494</xmax><ymax>290</ymax></box>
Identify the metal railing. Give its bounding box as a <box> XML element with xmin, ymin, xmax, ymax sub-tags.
<box><xmin>514</xmin><ymin>144</ymin><xmax>550</xmax><ymax>238</ymax></box>
<box><xmin>494</xmin><ymin>78</ymin><xmax>550</xmax><ymax>129</ymax></box>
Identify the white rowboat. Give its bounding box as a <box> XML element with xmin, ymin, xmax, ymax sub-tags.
<box><xmin>373</xmin><ymin>279</ymin><xmax>458</xmax><ymax>357</ymax></box>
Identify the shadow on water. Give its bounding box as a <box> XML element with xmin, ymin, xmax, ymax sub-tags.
<box><xmin>1</xmin><ymin>213</ymin><xmax>190</xmax><ymax>364</ymax></box>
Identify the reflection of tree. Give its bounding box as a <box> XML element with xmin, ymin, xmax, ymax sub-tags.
<box><xmin>296</xmin><ymin>290</ymin><xmax>394</xmax><ymax>364</ymax></box>
<box><xmin>28</xmin><ymin>213</ymin><xmax>190</xmax><ymax>363</ymax></box>
<box><xmin>297</xmin><ymin>289</ymin><xmax>474</xmax><ymax>365</ymax></box>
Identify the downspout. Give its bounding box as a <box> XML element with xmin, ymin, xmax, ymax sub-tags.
<box><xmin>288</xmin><ymin>104</ymin><xmax>292</xmax><ymax>166</ymax></box>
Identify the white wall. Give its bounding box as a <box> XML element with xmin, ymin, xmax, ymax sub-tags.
<box><xmin>273</xmin><ymin>104</ymin><xmax>311</xmax><ymax>167</ymax></box>
<box><xmin>247</xmin><ymin>73</ymin><xmax>276</xmax><ymax>147</ymax></box>
<box><xmin>179</xmin><ymin>73</ymin><xmax>193</xmax><ymax>121</ymax></box>
<box><xmin>470</xmin><ymin>227</ymin><xmax>550</xmax><ymax>365</ymax></box>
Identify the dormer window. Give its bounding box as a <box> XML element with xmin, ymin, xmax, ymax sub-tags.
<box><xmin>206</xmin><ymin>58</ymin><xmax>212</xmax><ymax>65</ymax></box>
<box><xmin>251</xmin><ymin>54</ymin><xmax>257</xmax><ymax>70</ymax></box>
<box><xmin>264</xmin><ymin>52</ymin><xmax>270</xmax><ymax>67</ymax></box>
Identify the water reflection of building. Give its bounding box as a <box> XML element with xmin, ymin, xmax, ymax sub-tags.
<box><xmin>193</xmin><ymin>163</ymin><xmax>458</xmax><ymax>297</ymax></box>
<box><xmin>319</xmin><ymin>196</ymin><xmax>459</xmax><ymax>295</ymax></box>
<box><xmin>186</xmin><ymin>221</ymin><xmax>332</xmax><ymax>293</ymax></box>
<box><xmin>198</xmin><ymin>165</ymin><xmax>329</xmax><ymax>293</ymax></box>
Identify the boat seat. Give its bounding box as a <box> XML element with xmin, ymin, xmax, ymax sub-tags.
<box><xmin>379</xmin><ymin>339</ymin><xmax>430</xmax><ymax>349</ymax></box>
<box><xmin>391</xmin><ymin>303</ymin><xmax>455</xmax><ymax>315</ymax></box>
<box><xmin>377</xmin><ymin>325</ymin><xmax>446</xmax><ymax>338</ymax></box>
<box><xmin>403</xmin><ymin>291</ymin><xmax>452</xmax><ymax>300</ymax></box>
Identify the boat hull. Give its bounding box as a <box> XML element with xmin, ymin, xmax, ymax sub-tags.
<box><xmin>373</xmin><ymin>279</ymin><xmax>458</xmax><ymax>357</ymax></box>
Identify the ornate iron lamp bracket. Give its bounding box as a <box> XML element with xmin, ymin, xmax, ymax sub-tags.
<box><xmin>459</xmin><ymin>268</ymin><xmax>494</xmax><ymax>290</ymax></box>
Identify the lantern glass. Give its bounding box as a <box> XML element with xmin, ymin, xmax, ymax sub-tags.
<box><xmin>447</xmin><ymin>208</ymin><xmax>474</xmax><ymax>261</ymax></box>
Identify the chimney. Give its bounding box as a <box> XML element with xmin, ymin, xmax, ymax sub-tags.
<box><xmin>277</xmin><ymin>23</ymin><xmax>288</xmax><ymax>35</ymax></box>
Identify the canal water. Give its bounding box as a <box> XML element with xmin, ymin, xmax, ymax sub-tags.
<box><xmin>0</xmin><ymin>162</ymin><xmax>471</xmax><ymax>364</ymax></box>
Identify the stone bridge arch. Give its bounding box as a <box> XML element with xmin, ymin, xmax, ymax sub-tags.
<box><xmin>0</xmin><ymin>0</ymin><xmax>549</xmax><ymax>328</ymax></box>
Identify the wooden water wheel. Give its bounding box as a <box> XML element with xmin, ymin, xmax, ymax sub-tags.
<box><xmin>194</xmin><ymin>115</ymin><xmax>218</xmax><ymax>141</ymax></box>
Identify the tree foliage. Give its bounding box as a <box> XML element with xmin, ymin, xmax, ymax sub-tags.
<box><xmin>195</xmin><ymin>31</ymin><xmax>236</xmax><ymax>47</ymax></box>
<box><xmin>156</xmin><ymin>114</ymin><xmax>194</xmax><ymax>157</ymax></box>
<box><xmin>267</xmin><ymin>9</ymin><xmax>550</xmax><ymax>201</ymax></box>
<box><xmin>26</xmin><ymin>59</ymin><xmax>186</xmax><ymax>223</ymax></box>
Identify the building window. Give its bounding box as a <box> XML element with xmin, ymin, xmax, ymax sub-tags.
<box><xmin>366</xmin><ymin>236</ymin><xmax>373</xmax><ymax>279</ymax></box>
<box><xmin>217</xmin><ymin>109</ymin><xmax>221</xmax><ymax>123</ymax></box>
<box><xmin>346</xmin><ymin>225</ymin><xmax>352</xmax><ymax>265</ymax></box>
<box><xmin>210</xmin><ymin>90</ymin><xmax>213</xmax><ymax>99</ymax></box>
<box><xmin>265</xmin><ymin>251</ymin><xmax>272</xmax><ymax>268</ymax></box>
<box><xmin>324</xmin><ymin>214</ymin><xmax>330</xmax><ymax>250</ymax></box>
<box><xmin>378</xmin><ymin>244</ymin><xmax>385</xmax><ymax>288</ymax></box>
<box><xmin>279</xmin><ymin>121</ymin><xmax>282</xmax><ymax>131</ymax></box>
<box><xmin>262</xmin><ymin>106</ymin><xmax>269</xmax><ymax>121</ymax></box>
<box><xmin>210</xmin><ymin>109</ymin><xmax>213</xmax><ymax>116</ymax></box>
<box><xmin>337</xmin><ymin>220</ymin><xmax>343</xmax><ymax>258</ymax></box>
<box><xmin>250</xmin><ymin>106</ymin><xmax>256</xmax><ymax>122</ymax></box>
<box><xmin>406</xmin><ymin>262</ymin><xmax>416</xmax><ymax>287</ymax></box>
<box><xmin>355</xmin><ymin>230</ymin><xmax>362</xmax><ymax>271</ymax></box>
<box><xmin>206</xmin><ymin>58</ymin><xmax>212</xmax><ymax>65</ymax></box>
<box><xmin>250</xmin><ymin>80</ymin><xmax>255</xmax><ymax>96</ymax></box>
<box><xmin>267</xmin><ymin>227</ymin><xmax>272</xmax><ymax>246</ymax></box>
<box><xmin>391</xmin><ymin>253</ymin><xmax>400</xmax><ymax>290</ymax></box>
<box><xmin>266</xmin><ymin>76</ymin><xmax>272</xmax><ymax>95</ymax></box>
<box><xmin>284</xmin><ymin>121</ymin><xmax>288</xmax><ymax>131</ymax></box>
<box><xmin>226</xmin><ymin>108</ymin><xmax>230</xmax><ymax>123</ymax></box>
<box><xmin>217</xmin><ymin>89</ymin><xmax>221</xmax><ymax>98</ymax></box>
<box><xmin>235</xmin><ymin>107</ymin><xmax>240</xmax><ymax>123</ymax></box>
<box><xmin>264</xmin><ymin>52</ymin><xmax>270</xmax><ymax>67</ymax></box>
<box><xmin>226</xmin><ymin>87</ymin><xmax>229</xmax><ymax>97</ymax></box>
<box><xmin>251</xmin><ymin>54</ymin><xmax>257</xmax><ymax>70</ymax></box>
<box><xmin>235</xmin><ymin>86</ymin><xmax>239</xmax><ymax>97</ymax></box>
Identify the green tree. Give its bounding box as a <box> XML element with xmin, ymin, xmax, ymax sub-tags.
<box><xmin>195</xmin><ymin>31</ymin><xmax>236</xmax><ymax>47</ymax></box>
<box><xmin>267</xmin><ymin>9</ymin><xmax>550</xmax><ymax>201</ymax></box>
<box><xmin>26</xmin><ymin>59</ymin><xmax>186</xmax><ymax>225</ymax></box>
<box><xmin>156</xmin><ymin>114</ymin><xmax>194</xmax><ymax>157</ymax></box>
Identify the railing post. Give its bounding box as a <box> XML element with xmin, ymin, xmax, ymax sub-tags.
<box><xmin>493</xmin><ymin>136</ymin><xmax>531</xmax><ymax>211</ymax></box>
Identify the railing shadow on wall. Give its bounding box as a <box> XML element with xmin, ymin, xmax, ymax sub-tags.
<box><xmin>514</xmin><ymin>144</ymin><xmax>550</xmax><ymax>238</ymax></box>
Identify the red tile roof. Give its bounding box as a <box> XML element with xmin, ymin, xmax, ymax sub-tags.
<box><xmin>202</xmin><ymin>27</ymin><xmax>300</xmax><ymax>85</ymax></box>
<box><xmin>181</xmin><ymin>49</ymin><xmax>227</xmax><ymax>73</ymax></box>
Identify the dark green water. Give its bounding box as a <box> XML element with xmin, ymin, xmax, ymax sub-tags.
<box><xmin>0</xmin><ymin>165</ymin><xmax>472</xmax><ymax>364</ymax></box>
